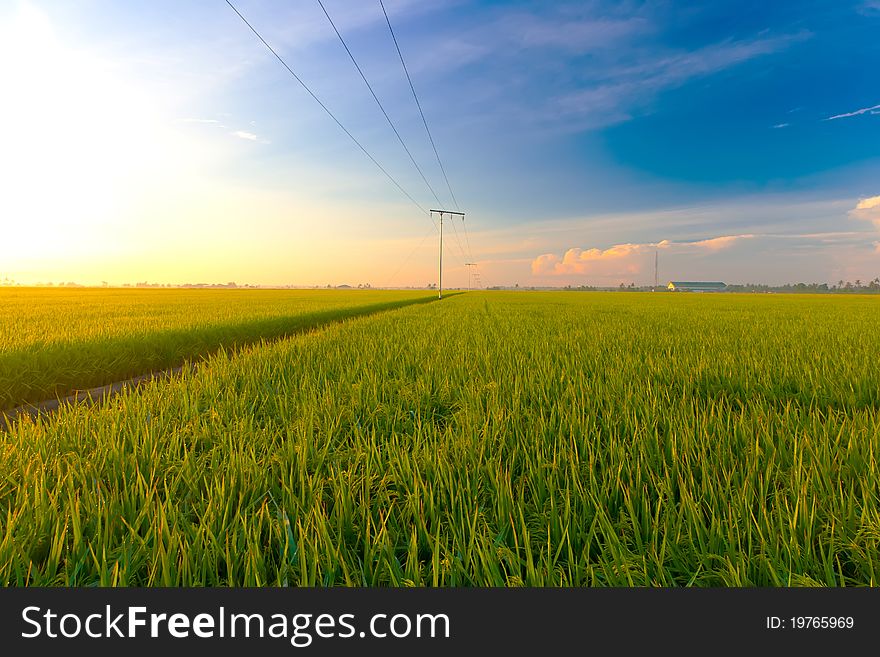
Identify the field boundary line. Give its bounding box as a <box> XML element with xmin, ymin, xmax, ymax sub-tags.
<box><xmin>0</xmin><ymin>294</ymin><xmax>455</xmax><ymax>431</ymax></box>
<box><xmin>0</xmin><ymin>367</ymin><xmax>186</xmax><ymax>431</ymax></box>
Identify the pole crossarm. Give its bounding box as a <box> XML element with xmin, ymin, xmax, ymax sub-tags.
<box><xmin>429</xmin><ymin>210</ymin><xmax>465</xmax><ymax>216</ymax></box>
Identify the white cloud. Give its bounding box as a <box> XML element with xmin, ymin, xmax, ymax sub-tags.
<box><xmin>531</xmin><ymin>234</ymin><xmax>753</xmax><ymax>277</ymax></box>
<box><xmin>824</xmin><ymin>104</ymin><xmax>880</xmax><ymax>120</ymax></box>
<box><xmin>690</xmin><ymin>234</ymin><xmax>755</xmax><ymax>251</ymax></box>
<box><xmin>854</xmin><ymin>196</ymin><xmax>880</xmax><ymax>211</ymax></box>
<box><xmin>231</xmin><ymin>130</ymin><xmax>265</xmax><ymax>142</ymax></box>
<box><xmin>179</xmin><ymin>119</ymin><xmax>266</xmax><ymax>142</ymax></box>
<box><xmin>532</xmin><ymin>242</ymin><xmax>651</xmax><ymax>277</ymax></box>
<box><xmin>849</xmin><ymin>195</ymin><xmax>880</xmax><ymax>229</ymax></box>
<box><xmin>772</xmin><ymin>123</ymin><xmax>789</xmax><ymax>129</ymax></box>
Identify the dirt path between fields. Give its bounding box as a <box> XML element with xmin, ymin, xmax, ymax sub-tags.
<box><xmin>0</xmin><ymin>293</ymin><xmax>451</xmax><ymax>431</ymax></box>
<box><xmin>0</xmin><ymin>366</ymin><xmax>186</xmax><ymax>431</ymax></box>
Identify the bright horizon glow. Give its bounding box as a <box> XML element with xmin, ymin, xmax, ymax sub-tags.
<box><xmin>1</xmin><ymin>1</ymin><xmax>879</xmax><ymax>288</ymax></box>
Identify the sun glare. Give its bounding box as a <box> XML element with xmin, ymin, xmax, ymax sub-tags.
<box><xmin>0</xmin><ymin>4</ymin><xmax>188</xmax><ymax>266</ymax></box>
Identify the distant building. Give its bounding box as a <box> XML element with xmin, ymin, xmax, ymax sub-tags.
<box><xmin>667</xmin><ymin>281</ymin><xmax>727</xmax><ymax>292</ymax></box>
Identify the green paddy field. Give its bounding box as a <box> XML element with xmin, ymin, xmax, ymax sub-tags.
<box><xmin>1</xmin><ymin>288</ymin><xmax>878</xmax><ymax>586</ymax></box>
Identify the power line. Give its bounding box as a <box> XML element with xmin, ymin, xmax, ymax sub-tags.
<box><xmin>379</xmin><ymin>0</ymin><xmax>483</xmax><ymax>287</ymax></box>
<box><xmin>461</xmin><ymin>212</ymin><xmax>474</xmax><ymax>262</ymax></box>
<box><xmin>225</xmin><ymin>0</ymin><xmax>472</xmax><ymax>287</ymax></box>
<box><xmin>223</xmin><ymin>0</ymin><xmax>436</xmax><ymax>229</ymax></box>
<box><xmin>385</xmin><ymin>223</ymin><xmax>436</xmax><ymax>288</ymax></box>
<box><xmin>447</xmin><ymin>211</ymin><xmax>469</xmax><ymax>264</ymax></box>
<box><xmin>378</xmin><ymin>0</ymin><xmax>459</xmax><ymax>212</ymax></box>
<box><xmin>316</xmin><ymin>0</ymin><xmax>445</xmax><ymax>210</ymax></box>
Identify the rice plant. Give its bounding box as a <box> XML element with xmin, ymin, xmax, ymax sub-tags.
<box><xmin>2</xmin><ymin>291</ymin><xmax>879</xmax><ymax>586</ymax></box>
<box><xmin>0</xmin><ymin>287</ymin><xmax>431</xmax><ymax>409</ymax></box>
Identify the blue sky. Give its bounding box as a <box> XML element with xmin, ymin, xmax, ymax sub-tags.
<box><xmin>1</xmin><ymin>0</ymin><xmax>879</xmax><ymax>286</ymax></box>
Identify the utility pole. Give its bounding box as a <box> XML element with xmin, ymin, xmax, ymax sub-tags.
<box><xmin>439</xmin><ymin>213</ymin><xmax>443</xmax><ymax>299</ymax></box>
<box><xmin>430</xmin><ymin>209</ymin><xmax>465</xmax><ymax>299</ymax></box>
<box><xmin>654</xmin><ymin>248</ymin><xmax>659</xmax><ymax>291</ymax></box>
<box><xmin>465</xmin><ymin>263</ymin><xmax>477</xmax><ymax>291</ymax></box>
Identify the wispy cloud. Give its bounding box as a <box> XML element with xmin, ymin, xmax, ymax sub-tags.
<box><xmin>178</xmin><ymin>118</ymin><xmax>267</xmax><ymax>143</ymax></box>
<box><xmin>824</xmin><ymin>103</ymin><xmax>880</xmax><ymax>120</ymax></box>
<box><xmin>690</xmin><ymin>234</ymin><xmax>755</xmax><ymax>251</ymax></box>
<box><xmin>257</xmin><ymin>0</ymin><xmax>452</xmax><ymax>54</ymax></box>
<box><xmin>179</xmin><ymin>117</ymin><xmax>268</xmax><ymax>144</ymax></box>
<box><xmin>500</xmin><ymin>13</ymin><xmax>650</xmax><ymax>54</ymax></box>
<box><xmin>539</xmin><ymin>32</ymin><xmax>810</xmax><ymax>131</ymax></box>
<box><xmin>858</xmin><ymin>0</ymin><xmax>880</xmax><ymax>15</ymax></box>
<box><xmin>232</xmin><ymin>130</ymin><xmax>259</xmax><ymax>141</ymax></box>
<box><xmin>179</xmin><ymin>118</ymin><xmax>222</xmax><ymax>125</ymax></box>
<box><xmin>772</xmin><ymin>123</ymin><xmax>789</xmax><ymax>129</ymax></box>
<box><xmin>398</xmin><ymin>4</ymin><xmax>810</xmax><ymax>134</ymax></box>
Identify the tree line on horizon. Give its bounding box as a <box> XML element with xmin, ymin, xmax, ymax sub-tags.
<box><xmin>3</xmin><ymin>277</ymin><xmax>880</xmax><ymax>293</ymax></box>
<box><xmin>489</xmin><ymin>278</ymin><xmax>880</xmax><ymax>293</ymax></box>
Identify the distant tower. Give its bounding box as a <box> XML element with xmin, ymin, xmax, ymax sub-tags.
<box><xmin>654</xmin><ymin>248</ymin><xmax>659</xmax><ymax>291</ymax></box>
